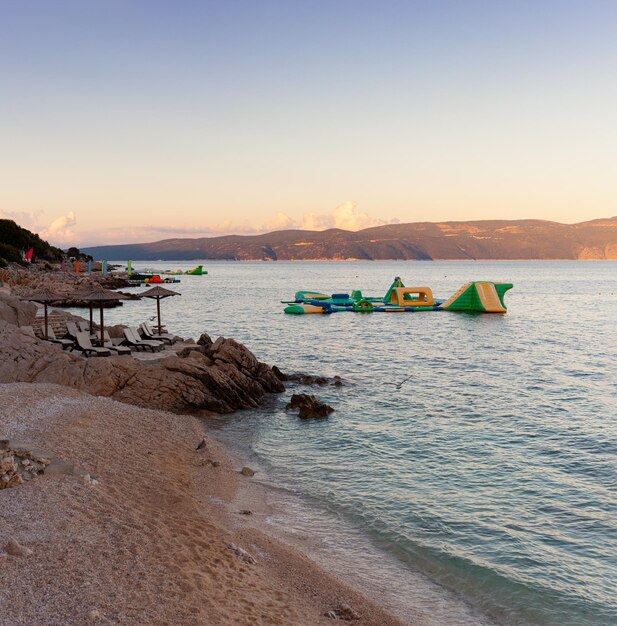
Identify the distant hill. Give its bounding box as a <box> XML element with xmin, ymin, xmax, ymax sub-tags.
<box><xmin>0</xmin><ymin>219</ymin><xmax>63</xmax><ymax>267</ymax></box>
<box><xmin>82</xmin><ymin>217</ymin><xmax>617</xmax><ymax>261</ymax></box>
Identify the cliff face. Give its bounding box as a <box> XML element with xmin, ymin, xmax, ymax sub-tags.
<box><xmin>83</xmin><ymin>217</ymin><xmax>617</xmax><ymax>261</ymax></box>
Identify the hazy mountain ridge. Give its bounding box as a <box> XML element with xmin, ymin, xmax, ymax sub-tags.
<box><xmin>83</xmin><ymin>217</ymin><xmax>617</xmax><ymax>261</ymax></box>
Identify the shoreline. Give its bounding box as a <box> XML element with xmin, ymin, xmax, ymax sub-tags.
<box><xmin>210</xmin><ymin>426</ymin><xmax>497</xmax><ymax>626</ymax></box>
<box><xmin>75</xmin><ymin>258</ymin><xmax>617</xmax><ymax>263</ymax></box>
<box><xmin>0</xmin><ymin>382</ymin><xmax>409</xmax><ymax>626</ymax></box>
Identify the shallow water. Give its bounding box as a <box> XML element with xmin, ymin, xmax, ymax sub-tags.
<box><xmin>83</xmin><ymin>260</ymin><xmax>617</xmax><ymax>625</ymax></box>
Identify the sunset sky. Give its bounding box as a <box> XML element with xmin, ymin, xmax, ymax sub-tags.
<box><xmin>1</xmin><ymin>1</ymin><xmax>616</xmax><ymax>247</ymax></box>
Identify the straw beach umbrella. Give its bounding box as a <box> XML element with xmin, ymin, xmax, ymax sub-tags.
<box><xmin>140</xmin><ymin>286</ymin><xmax>180</xmax><ymax>335</ymax></box>
<box><xmin>72</xmin><ymin>284</ymin><xmax>130</xmax><ymax>345</ymax></box>
<box><xmin>20</xmin><ymin>287</ymin><xmax>64</xmax><ymax>339</ymax></box>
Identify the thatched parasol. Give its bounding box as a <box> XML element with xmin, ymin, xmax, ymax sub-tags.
<box><xmin>19</xmin><ymin>287</ymin><xmax>65</xmax><ymax>339</ymax></box>
<box><xmin>140</xmin><ymin>286</ymin><xmax>180</xmax><ymax>335</ymax></box>
<box><xmin>72</xmin><ymin>284</ymin><xmax>130</xmax><ymax>344</ymax></box>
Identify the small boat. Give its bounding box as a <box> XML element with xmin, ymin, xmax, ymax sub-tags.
<box><xmin>128</xmin><ymin>272</ymin><xmax>181</xmax><ymax>285</ymax></box>
<box><xmin>283</xmin><ymin>277</ymin><xmax>512</xmax><ymax>315</ymax></box>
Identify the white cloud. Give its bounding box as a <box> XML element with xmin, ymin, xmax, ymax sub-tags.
<box><xmin>0</xmin><ymin>209</ymin><xmax>43</xmax><ymax>231</ymax></box>
<box><xmin>296</xmin><ymin>200</ymin><xmax>391</xmax><ymax>231</ymax></box>
<box><xmin>266</xmin><ymin>212</ymin><xmax>296</xmax><ymax>230</ymax></box>
<box><xmin>40</xmin><ymin>211</ymin><xmax>77</xmax><ymax>246</ymax></box>
<box><xmin>78</xmin><ymin>202</ymin><xmax>401</xmax><ymax>245</ymax></box>
<box><xmin>0</xmin><ymin>208</ymin><xmax>79</xmax><ymax>247</ymax></box>
<box><xmin>154</xmin><ymin>201</ymin><xmax>397</xmax><ymax>235</ymax></box>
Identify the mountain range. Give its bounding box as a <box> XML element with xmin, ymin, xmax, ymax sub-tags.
<box><xmin>82</xmin><ymin>217</ymin><xmax>617</xmax><ymax>261</ymax></box>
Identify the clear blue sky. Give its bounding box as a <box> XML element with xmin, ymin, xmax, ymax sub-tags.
<box><xmin>1</xmin><ymin>0</ymin><xmax>616</xmax><ymax>245</ymax></box>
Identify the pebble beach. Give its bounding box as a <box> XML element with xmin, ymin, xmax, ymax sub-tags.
<box><xmin>0</xmin><ymin>382</ymin><xmax>407</xmax><ymax>626</ymax></box>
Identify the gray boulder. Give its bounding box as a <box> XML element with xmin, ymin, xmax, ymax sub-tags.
<box><xmin>286</xmin><ymin>393</ymin><xmax>334</xmax><ymax>419</ymax></box>
<box><xmin>0</xmin><ymin>292</ymin><xmax>37</xmax><ymax>327</ymax></box>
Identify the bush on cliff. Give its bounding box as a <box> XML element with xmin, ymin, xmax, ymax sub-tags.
<box><xmin>65</xmin><ymin>246</ymin><xmax>93</xmax><ymax>262</ymax></box>
<box><xmin>0</xmin><ymin>219</ymin><xmax>63</xmax><ymax>266</ymax></box>
<box><xmin>0</xmin><ymin>243</ymin><xmax>22</xmax><ymax>267</ymax></box>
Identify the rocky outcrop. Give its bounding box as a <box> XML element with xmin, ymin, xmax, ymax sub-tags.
<box><xmin>0</xmin><ymin>440</ymin><xmax>50</xmax><ymax>489</ymax></box>
<box><xmin>1</xmin><ymin>265</ymin><xmax>132</xmax><ymax>306</ymax></box>
<box><xmin>0</xmin><ymin>321</ymin><xmax>284</xmax><ymax>414</ymax></box>
<box><xmin>286</xmin><ymin>394</ymin><xmax>334</xmax><ymax>419</ymax></box>
<box><xmin>0</xmin><ymin>292</ymin><xmax>37</xmax><ymax>327</ymax></box>
<box><xmin>275</xmin><ymin>369</ymin><xmax>344</xmax><ymax>387</ymax></box>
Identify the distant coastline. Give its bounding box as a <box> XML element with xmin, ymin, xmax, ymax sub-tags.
<box><xmin>82</xmin><ymin>216</ymin><xmax>617</xmax><ymax>262</ymax></box>
<box><xmin>98</xmin><ymin>258</ymin><xmax>617</xmax><ymax>263</ymax></box>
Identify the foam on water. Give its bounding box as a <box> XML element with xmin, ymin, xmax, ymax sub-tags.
<box><xmin>82</xmin><ymin>260</ymin><xmax>617</xmax><ymax>625</ymax></box>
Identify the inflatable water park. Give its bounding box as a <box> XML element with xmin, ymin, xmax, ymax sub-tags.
<box><xmin>283</xmin><ymin>278</ymin><xmax>513</xmax><ymax>315</ymax></box>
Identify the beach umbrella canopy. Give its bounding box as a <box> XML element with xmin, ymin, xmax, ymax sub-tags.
<box><xmin>140</xmin><ymin>286</ymin><xmax>180</xmax><ymax>335</ymax></box>
<box><xmin>19</xmin><ymin>287</ymin><xmax>66</xmax><ymax>339</ymax></box>
<box><xmin>71</xmin><ymin>284</ymin><xmax>130</xmax><ymax>344</ymax></box>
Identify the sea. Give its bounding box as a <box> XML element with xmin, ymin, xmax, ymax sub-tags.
<box><xmin>86</xmin><ymin>260</ymin><xmax>617</xmax><ymax>625</ymax></box>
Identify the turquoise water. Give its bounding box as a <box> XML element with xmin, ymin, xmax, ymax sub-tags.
<box><xmin>95</xmin><ymin>261</ymin><xmax>617</xmax><ymax>625</ymax></box>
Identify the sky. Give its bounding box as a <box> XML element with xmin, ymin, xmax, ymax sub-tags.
<box><xmin>1</xmin><ymin>0</ymin><xmax>616</xmax><ymax>247</ymax></box>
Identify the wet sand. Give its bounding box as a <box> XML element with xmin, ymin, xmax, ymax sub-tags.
<box><xmin>0</xmin><ymin>383</ymin><xmax>408</xmax><ymax>626</ymax></box>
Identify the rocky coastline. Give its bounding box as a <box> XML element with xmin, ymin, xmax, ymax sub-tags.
<box><xmin>0</xmin><ymin>319</ymin><xmax>285</xmax><ymax>414</ymax></box>
<box><xmin>1</xmin><ymin>263</ymin><xmax>134</xmax><ymax>307</ymax></box>
<box><xmin>0</xmin><ymin>266</ymin><xmax>286</xmax><ymax>414</ymax></box>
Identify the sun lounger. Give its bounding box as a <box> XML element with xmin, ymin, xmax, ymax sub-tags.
<box><xmin>103</xmin><ymin>331</ymin><xmax>131</xmax><ymax>356</ymax></box>
<box><xmin>74</xmin><ymin>331</ymin><xmax>111</xmax><ymax>357</ymax></box>
<box><xmin>67</xmin><ymin>321</ymin><xmax>96</xmax><ymax>343</ymax></box>
<box><xmin>77</xmin><ymin>320</ymin><xmax>100</xmax><ymax>342</ymax></box>
<box><xmin>65</xmin><ymin>321</ymin><xmax>80</xmax><ymax>339</ymax></box>
<box><xmin>123</xmin><ymin>328</ymin><xmax>164</xmax><ymax>352</ymax></box>
<box><xmin>140</xmin><ymin>322</ymin><xmax>175</xmax><ymax>344</ymax></box>
<box><xmin>77</xmin><ymin>320</ymin><xmax>94</xmax><ymax>334</ymax></box>
<box><xmin>130</xmin><ymin>327</ymin><xmax>164</xmax><ymax>351</ymax></box>
<box><xmin>47</xmin><ymin>326</ymin><xmax>75</xmax><ymax>350</ymax></box>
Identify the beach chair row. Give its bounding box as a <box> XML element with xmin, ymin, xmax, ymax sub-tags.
<box><xmin>23</xmin><ymin>321</ymin><xmax>176</xmax><ymax>358</ymax></box>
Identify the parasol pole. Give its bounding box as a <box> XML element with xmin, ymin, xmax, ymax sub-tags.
<box><xmin>89</xmin><ymin>304</ymin><xmax>94</xmax><ymax>334</ymax></box>
<box><xmin>157</xmin><ymin>297</ymin><xmax>162</xmax><ymax>335</ymax></box>
<box><xmin>99</xmin><ymin>303</ymin><xmax>105</xmax><ymax>345</ymax></box>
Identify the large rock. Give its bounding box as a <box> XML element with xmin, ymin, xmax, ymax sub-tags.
<box><xmin>0</xmin><ymin>443</ymin><xmax>50</xmax><ymax>490</ymax></box>
<box><xmin>286</xmin><ymin>393</ymin><xmax>334</xmax><ymax>419</ymax></box>
<box><xmin>0</xmin><ymin>320</ymin><xmax>284</xmax><ymax>414</ymax></box>
<box><xmin>0</xmin><ymin>293</ymin><xmax>37</xmax><ymax>327</ymax></box>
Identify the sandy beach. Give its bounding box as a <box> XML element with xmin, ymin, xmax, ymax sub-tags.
<box><xmin>0</xmin><ymin>382</ymin><xmax>407</xmax><ymax>626</ymax></box>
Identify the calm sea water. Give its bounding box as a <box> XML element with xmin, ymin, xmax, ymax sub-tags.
<box><xmin>91</xmin><ymin>261</ymin><xmax>616</xmax><ymax>625</ymax></box>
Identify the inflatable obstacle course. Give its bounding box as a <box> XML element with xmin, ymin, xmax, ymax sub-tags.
<box><xmin>441</xmin><ymin>281</ymin><xmax>512</xmax><ymax>313</ymax></box>
<box><xmin>284</xmin><ymin>278</ymin><xmax>512</xmax><ymax>315</ymax></box>
<box><xmin>387</xmin><ymin>286</ymin><xmax>435</xmax><ymax>307</ymax></box>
